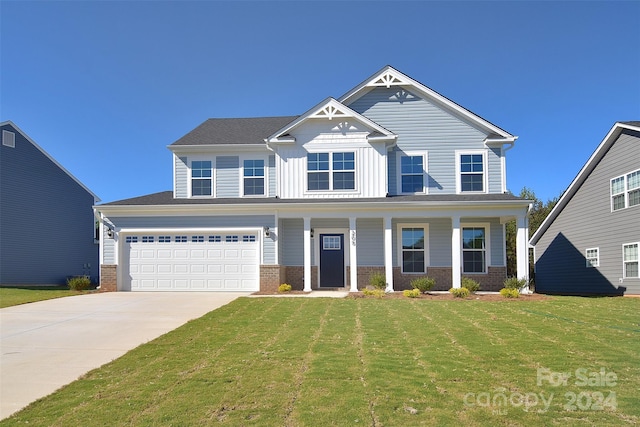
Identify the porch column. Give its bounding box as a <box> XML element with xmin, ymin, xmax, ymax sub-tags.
<box><xmin>303</xmin><ymin>217</ymin><xmax>312</xmax><ymax>292</ymax></box>
<box><xmin>384</xmin><ymin>216</ymin><xmax>394</xmax><ymax>292</ymax></box>
<box><xmin>349</xmin><ymin>217</ymin><xmax>358</xmax><ymax>292</ymax></box>
<box><xmin>516</xmin><ymin>213</ymin><xmax>530</xmax><ymax>286</ymax></box>
<box><xmin>451</xmin><ymin>215</ymin><xmax>461</xmax><ymax>288</ymax></box>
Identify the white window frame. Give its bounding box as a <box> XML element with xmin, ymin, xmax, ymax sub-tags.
<box><xmin>241</xmin><ymin>157</ymin><xmax>267</xmax><ymax>197</ymax></box>
<box><xmin>397</xmin><ymin>151</ymin><xmax>428</xmax><ymax>194</ymax></box>
<box><xmin>585</xmin><ymin>247</ymin><xmax>599</xmax><ymax>268</ymax></box>
<box><xmin>306</xmin><ymin>151</ymin><xmax>357</xmax><ymax>193</ymax></box>
<box><xmin>622</xmin><ymin>242</ymin><xmax>639</xmax><ymax>279</ymax></box>
<box><xmin>461</xmin><ymin>222</ymin><xmax>491</xmax><ymax>274</ymax></box>
<box><xmin>2</xmin><ymin>130</ymin><xmax>15</xmax><ymax>148</ymax></box>
<box><xmin>189</xmin><ymin>159</ymin><xmax>213</xmax><ymax>197</ymax></box>
<box><xmin>455</xmin><ymin>150</ymin><xmax>488</xmax><ymax>194</ymax></box>
<box><xmin>397</xmin><ymin>223</ymin><xmax>430</xmax><ymax>274</ymax></box>
<box><xmin>611</xmin><ymin>169</ymin><xmax>640</xmax><ymax>211</ymax></box>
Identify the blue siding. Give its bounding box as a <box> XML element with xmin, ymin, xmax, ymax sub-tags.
<box><xmin>280</xmin><ymin>218</ymin><xmax>303</xmax><ymax>265</ymax></box>
<box><xmin>348</xmin><ymin>87</ymin><xmax>498</xmax><ymax>195</ymax></box>
<box><xmin>174</xmin><ymin>156</ymin><xmax>188</xmax><ymax>198</ymax></box>
<box><xmin>0</xmin><ymin>124</ymin><xmax>98</xmax><ymax>284</ymax></box>
<box><xmin>216</xmin><ymin>156</ymin><xmax>239</xmax><ymax>197</ymax></box>
<box><xmin>356</xmin><ymin>218</ymin><xmax>384</xmax><ymax>265</ymax></box>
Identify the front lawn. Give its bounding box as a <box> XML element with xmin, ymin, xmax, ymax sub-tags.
<box><xmin>2</xmin><ymin>296</ymin><xmax>639</xmax><ymax>426</ymax></box>
<box><xmin>0</xmin><ymin>286</ymin><xmax>92</xmax><ymax>308</ymax></box>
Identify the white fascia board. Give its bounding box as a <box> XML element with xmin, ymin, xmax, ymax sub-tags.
<box><xmin>338</xmin><ymin>66</ymin><xmax>515</xmax><ymax>140</ymax></box>
<box><xmin>530</xmin><ymin>122</ymin><xmax>639</xmax><ymax>245</ymax></box>
<box><xmin>168</xmin><ymin>144</ymin><xmax>269</xmax><ymax>154</ymax></box>
<box><xmin>1</xmin><ymin>120</ymin><xmax>101</xmax><ymax>202</ymax></box>
<box><xmin>265</xmin><ymin>97</ymin><xmax>396</xmax><ymax>145</ymax></box>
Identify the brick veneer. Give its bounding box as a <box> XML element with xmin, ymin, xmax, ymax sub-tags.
<box><xmin>393</xmin><ymin>266</ymin><xmax>507</xmax><ymax>291</ymax></box>
<box><xmin>259</xmin><ymin>265</ymin><xmax>285</xmax><ymax>293</ymax></box>
<box><xmin>99</xmin><ymin>264</ymin><xmax>117</xmax><ymax>292</ymax></box>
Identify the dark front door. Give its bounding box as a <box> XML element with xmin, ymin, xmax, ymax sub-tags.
<box><xmin>319</xmin><ymin>234</ymin><xmax>345</xmax><ymax>288</ymax></box>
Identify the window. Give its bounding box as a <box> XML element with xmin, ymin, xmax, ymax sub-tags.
<box><xmin>191</xmin><ymin>160</ymin><xmax>212</xmax><ymax>196</ymax></box>
<box><xmin>244</xmin><ymin>159</ymin><xmax>265</xmax><ymax>196</ymax></box>
<box><xmin>611</xmin><ymin>169</ymin><xmax>640</xmax><ymax>211</ymax></box>
<box><xmin>142</xmin><ymin>236</ymin><xmax>154</xmax><ymax>243</ymax></box>
<box><xmin>323</xmin><ymin>236</ymin><xmax>341</xmax><ymax>250</ymax></box>
<box><xmin>623</xmin><ymin>243</ymin><xmax>639</xmax><ymax>278</ymax></box>
<box><xmin>191</xmin><ymin>235</ymin><xmax>204</xmax><ymax>243</ymax></box>
<box><xmin>175</xmin><ymin>236</ymin><xmax>187</xmax><ymax>243</ymax></box>
<box><xmin>243</xmin><ymin>235</ymin><xmax>256</xmax><ymax>243</ymax></box>
<box><xmin>125</xmin><ymin>236</ymin><xmax>138</xmax><ymax>243</ymax></box>
<box><xmin>400</xmin><ymin>227</ymin><xmax>426</xmax><ymax>273</ymax></box>
<box><xmin>2</xmin><ymin>130</ymin><xmax>15</xmax><ymax>148</ymax></box>
<box><xmin>458</xmin><ymin>153</ymin><xmax>485</xmax><ymax>193</ymax></box>
<box><xmin>209</xmin><ymin>235</ymin><xmax>221</xmax><ymax>243</ymax></box>
<box><xmin>226</xmin><ymin>235</ymin><xmax>239</xmax><ymax>243</ymax></box>
<box><xmin>159</xmin><ymin>236</ymin><xmax>171</xmax><ymax>243</ymax></box>
<box><xmin>400</xmin><ymin>154</ymin><xmax>426</xmax><ymax>193</ymax></box>
<box><xmin>462</xmin><ymin>227</ymin><xmax>486</xmax><ymax>273</ymax></box>
<box><xmin>307</xmin><ymin>152</ymin><xmax>355</xmax><ymax>191</ymax></box>
<box><xmin>586</xmin><ymin>248</ymin><xmax>599</xmax><ymax>267</ymax></box>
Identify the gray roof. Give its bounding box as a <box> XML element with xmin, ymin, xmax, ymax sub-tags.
<box><xmin>621</xmin><ymin>121</ymin><xmax>640</xmax><ymax>127</ymax></box>
<box><xmin>171</xmin><ymin>116</ymin><xmax>299</xmax><ymax>146</ymax></box>
<box><xmin>99</xmin><ymin>191</ymin><xmax>527</xmax><ymax>206</ymax></box>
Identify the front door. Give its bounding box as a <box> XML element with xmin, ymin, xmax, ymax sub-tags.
<box><xmin>319</xmin><ymin>234</ymin><xmax>345</xmax><ymax>288</ymax></box>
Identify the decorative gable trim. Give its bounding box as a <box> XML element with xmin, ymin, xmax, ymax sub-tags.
<box><xmin>339</xmin><ymin>65</ymin><xmax>516</xmax><ymax>141</ymax></box>
<box><xmin>530</xmin><ymin>121</ymin><xmax>640</xmax><ymax>245</ymax></box>
<box><xmin>265</xmin><ymin>97</ymin><xmax>396</xmax><ymax>145</ymax></box>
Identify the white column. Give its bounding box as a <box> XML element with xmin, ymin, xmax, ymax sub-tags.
<box><xmin>303</xmin><ymin>217</ymin><xmax>312</xmax><ymax>292</ymax></box>
<box><xmin>516</xmin><ymin>213</ymin><xmax>529</xmax><ymax>286</ymax></box>
<box><xmin>384</xmin><ymin>216</ymin><xmax>394</xmax><ymax>292</ymax></box>
<box><xmin>451</xmin><ymin>215</ymin><xmax>461</xmax><ymax>289</ymax></box>
<box><xmin>349</xmin><ymin>217</ymin><xmax>358</xmax><ymax>292</ymax></box>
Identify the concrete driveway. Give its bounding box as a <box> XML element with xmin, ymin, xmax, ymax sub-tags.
<box><xmin>0</xmin><ymin>291</ymin><xmax>248</xmax><ymax>420</ymax></box>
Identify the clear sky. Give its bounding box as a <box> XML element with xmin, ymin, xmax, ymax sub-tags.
<box><xmin>2</xmin><ymin>1</ymin><xmax>639</xmax><ymax>204</ymax></box>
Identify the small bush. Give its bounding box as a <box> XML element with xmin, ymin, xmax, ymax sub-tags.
<box><xmin>363</xmin><ymin>289</ymin><xmax>385</xmax><ymax>298</ymax></box>
<box><xmin>500</xmin><ymin>288</ymin><xmax>520</xmax><ymax>298</ymax></box>
<box><xmin>278</xmin><ymin>283</ymin><xmax>292</xmax><ymax>293</ymax></box>
<box><xmin>410</xmin><ymin>277</ymin><xmax>436</xmax><ymax>293</ymax></box>
<box><xmin>449</xmin><ymin>287</ymin><xmax>470</xmax><ymax>298</ymax></box>
<box><xmin>403</xmin><ymin>289</ymin><xmax>421</xmax><ymax>298</ymax></box>
<box><xmin>67</xmin><ymin>275</ymin><xmax>92</xmax><ymax>291</ymax></box>
<box><xmin>504</xmin><ymin>277</ymin><xmax>527</xmax><ymax>290</ymax></box>
<box><xmin>461</xmin><ymin>277</ymin><xmax>480</xmax><ymax>293</ymax></box>
<box><xmin>369</xmin><ymin>272</ymin><xmax>387</xmax><ymax>290</ymax></box>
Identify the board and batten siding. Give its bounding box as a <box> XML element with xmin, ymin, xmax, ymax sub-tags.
<box><xmin>535</xmin><ymin>129</ymin><xmax>640</xmax><ymax>295</ymax></box>
<box><xmin>275</xmin><ymin>119</ymin><xmax>387</xmax><ymax>199</ymax></box>
<box><xmin>268</xmin><ymin>155</ymin><xmax>276</xmax><ymax>196</ymax></box>
<box><xmin>0</xmin><ymin>123</ymin><xmax>98</xmax><ymax>284</ymax></box>
<box><xmin>348</xmin><ymin>86</ymin><xmax>503</xmax><ymax>195</ymax></box>
<box><xmin>106</xmin><ymin>214</ymin><xmax>277</xmax><ymax>264</ymax></box>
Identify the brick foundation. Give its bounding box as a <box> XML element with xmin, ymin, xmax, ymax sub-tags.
<box><xmin>259</xmin><ymin>265</ymin><xmax>285</xmax><ymax>293</ymax></box>
<box><xmin>393</xmin><ymin>266</ymin><xmax>507</xmax><ymax>291</ymax></box>
<box><xmin>99</xmin><ymin>264</ymin><xmax>117</xmax><ymax>292</ymax></box>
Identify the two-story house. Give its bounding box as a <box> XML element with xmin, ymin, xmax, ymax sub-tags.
<box><xmin>95</xmin><ymin>66</ymin><xmax>531</xmax><ymax>292</ymax></box>
<box><xmin>530</xmin><ymin>121</ymin><xmax>640</xmax><ymax>295</ymax></box>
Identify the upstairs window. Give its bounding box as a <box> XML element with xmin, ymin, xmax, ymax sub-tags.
<box><xmin>623</xmin><ymin>243</ymin><xmax>639</xmax><ymax>278</ymax></box>
<box><xmin>399</xmin><ymin>153</ymin><xmax>426</xmax><ymax>193</ymax></box>
<box><xmin>458</xmin><ymin>152</ymin><xmax>486</xmax><ymax>193</ymax></box>
<box><xmin>191</xmin><ymin>161</ymin><xmax>212</xmax><ymax>196</ymax></box>
<box><xmin>612</xmin><ymin>170</ymin><xmax>640</xmax><ymax>211</ymax></box>
<box><xmin>307</xmin><ymin>152</ymin><xmax>355</xmax><ymax>191</ymax></box>
<box><xmin>244</xmin><ymin>159</ymin><xmax>265</xmax><ymax>196</ymax></box>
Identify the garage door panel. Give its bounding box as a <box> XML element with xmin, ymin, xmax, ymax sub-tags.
<box><xmin>125</xmin><ymin>232</ymin><xmax>259</xmax><ymax>291</ymax></box>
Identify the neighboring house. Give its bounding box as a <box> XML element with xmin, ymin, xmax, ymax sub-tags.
<box><xmin>0</xmin><ymin>121</ymin><xmax>100</xmax><ymax>285</ymax></box>
<box><xmin>530</xmin><ymin>122</ymin><xmax>640</xmax><ymax>295</ymax></box>
<box><xmin>95</xmin><ymin>66</ymin><xmax>531</xmax><ymax>293</ymax></box>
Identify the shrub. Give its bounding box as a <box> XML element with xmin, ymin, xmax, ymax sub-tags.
<box><xmin>504</xmin><ymin>277</ymin><xmax>527</xmax><ymax>290</ymax></box>
<box><xmin>369</xmin><ymin>272</ymin><xmax>387</xmax><ymax>290</ymax></box>
<box><xmin>363</xmin><ymin>289</ymin><xmax>385</xmax><ymax>298</ymax></box>
<box><xmin>403</xmin><ymin>289</ymin><xmax>421</xmax><ymax>298</ymax></box>
<box><xmin>461</xmin><ymin>277</ymin><xmax>480</xmax><ymax>293</ymax></box>
<box><xmin>449</xmin><ymin>287</ymin><xmax>470</xmax><ymax>298</ymax></box>
<box><xmin>278</xmin><ymin>283</ymin><xmax>292</xmax><ymax>293</ymax></box>
<box><xmin>67</xmin><ymin>275</ymin><xmax>92</xmax><ymax>291</ymax></box>
<box><xmin>410</xmin><ymin>277</ymin><xmax>436</xmax><ymax>293</ymax></box>
<box><xmin>500</xmin><ymin>288</ymin><xmax>520</xmax><ymax>298</ymax></box>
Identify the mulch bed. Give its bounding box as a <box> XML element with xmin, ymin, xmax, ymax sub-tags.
<box><xmin>252</xmin><ymin>290</ymin><xmax>550</xmax><ymax>301</ymax></box>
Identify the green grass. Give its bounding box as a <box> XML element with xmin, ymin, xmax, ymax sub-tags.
<box><xmin>2</xmin><ymin>296</ymin><xmax>639</xmax><ymax>426</ymax></box>
<box><xmin>0</xmin><ymin>286</ymin><xmax>92</xmax><ymax>308</ymax></box>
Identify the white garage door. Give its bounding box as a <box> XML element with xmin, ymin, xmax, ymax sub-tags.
<box><xmin>123</xmin><ymin>232</ymin><xmax>259</xmax><ymax>291</ymax></box>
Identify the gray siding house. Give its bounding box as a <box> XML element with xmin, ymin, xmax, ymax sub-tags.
<box><xmin>530</xmin><ymin>122</ymin><xmax>640</xmax><ymax>295</ymax></box>
<box><xmin>0</xmin><ymin>121</ymin><xmax>100</xmax><ymax>285</ymax></box>
<box><xmin>95</xmin><ymin>66</ymin><xmax>531</xmax><ymax>293</ymax></box>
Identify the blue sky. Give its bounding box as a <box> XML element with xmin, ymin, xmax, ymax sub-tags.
<box><xmin>2</xmin><ymin>1</ymin><xmax>639</xmax><ymax>203</ymax></box>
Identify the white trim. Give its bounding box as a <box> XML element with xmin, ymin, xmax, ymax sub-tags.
<box><xmin>455</xmin><ymin>150</ymin><xmax>488</xmax><ymax>194</ymax></box>
<box><xmin>396</xmin><ymin>223</ymin><xmax>430</xmax><ymax>274</ymax></box>
<box><xmin>622</xmin><ymin>242</ymin><xmax>639</xmax><ymax>279</ymax></box>
<box><xmin>531</xmin><ymin>122</ymin><xmax>640</xmax><ymax>245</ymax></box>
<box><xmin>396</xmin><ymin>151</ymin><xmax>429</xmax><ymax>195</ymax></box>
<box><xmin>585</xmin><ymin>247</ymin><xmax>599</xmax><ymax>268</ymax></box>
<box><xmin>304</xmin><ymin>150</ymin><xmax>358</xmax><ymax>195</ymax></box>
<box><xmin>314</xmin><ymin>228</ymin><xmax>349</xmax><ymax>288</ymax></box>
<box><xmin>239</xmin><ymin>155</ymin><xmax>268</xmax><ymax>197</ymax></box>
<box><xmin>461</xmin><ymin>222</ymin><xmax>491</xmax><ymax>274</ymax></box>
<box><xmin>188</xmin><ymin>157</ymin><xmax>214</xmax><ymax>198</ymax></box>
<box><xmin>610</xmin><ymin>168</ymin><xmax>640</xmax><ymax>212</ymax></box>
